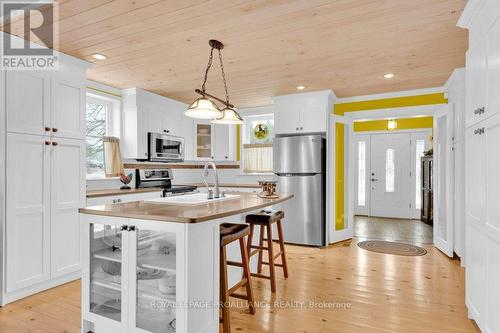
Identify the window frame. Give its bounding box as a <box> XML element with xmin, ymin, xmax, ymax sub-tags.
<box><xmin>85</xmin><ymin>94</ymin><xmax>120</xmax><ymax>180</ymax></box>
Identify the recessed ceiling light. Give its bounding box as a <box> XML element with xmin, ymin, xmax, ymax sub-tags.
<box><xmin>383</xmin><ymin>73</ymin><xmax>395</xmax><ymax>79</ymax></box>
<box><xmin>297</xmin><ymin>85</ymin><xmax>306</xmax><ymax>90</ymax></box>
<box><xmin>92</xmin><ymin>53</ymin><xmax>107</xmax><ymax>60</ymax></box>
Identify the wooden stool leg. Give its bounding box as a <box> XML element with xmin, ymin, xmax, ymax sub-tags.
<box><xmin>246</xmin><ymin>223</ymin><xmax>254</xmax><ymax>262</ymax></box>
<box><xmin>276</xmin><ymin>220</ymin><xmax>289</xmax><ymax>278</ymax></box>
<box><xmin>239</xmin><ymin>238</ymin><xmax>255</xmax><ymax>314</ymax></box>
<box><xmin>257</xmin><ymin>225</ymin><xmax>265</xmax><ymax>274</ymax></box>
<box><xmin>220</xmin><ymin>246</ymin><xmax>231</xmax><ymax>333</ymax></box>
<box><xmin>266</xmin><ymin>224</ymin><xmax>277</xmax><ymax>293</ymax></box>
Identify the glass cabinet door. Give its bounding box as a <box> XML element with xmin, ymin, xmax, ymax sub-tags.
<box><xmin>89</xmin><ymin>223</ymin><xmax>126</xmax><ymax>322</ymax></box>
<box><xmin>134</xmin><ymin>229</ymin><xmax>177</xmax><ymax>333</ymax></box>
<box><xmin>196</xmin><ymin>123</ymin><xmax>212</xmax><ymax>159</ymax></box>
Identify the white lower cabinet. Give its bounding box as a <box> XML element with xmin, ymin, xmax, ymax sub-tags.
<box><xmin>5</xmin><ymin>133</ymin><xmax>85</xmax><ymax>300</ymax></box>
<box><xmin>83</xmin><ymin>215</ymin><xmax>203</xmax><ymax>333</ymax></box>
<box><xmin>6</xmin><ymin>133</ymin><xmax>51</xmax><ymax>292</ymax></box>
<box><xmin>50</xmin><ymin>137</ymin><xmax>86</xmax><ymax>278</ymax></box>
<box><xmin>465</xmin><ymin>112</ymin><xmax>500</xmax><ymax>332</ymax></box>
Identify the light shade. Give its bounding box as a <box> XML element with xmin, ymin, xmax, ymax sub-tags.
<box><xmin>387</xmin><ymin>119</ymin><xmax>398</xmax><ymax>130</ymax></box>
<box><xmin>185</xmin><ymin>97</ymin><xmax>222</xmax><ymax>119</ymax></box>
<box><xmin>212</xmin><ymin>107</ymin><xmax>244</xmax><ymax>124</ymax></box>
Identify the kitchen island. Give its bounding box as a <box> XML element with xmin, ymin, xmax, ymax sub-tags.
<box><xmin>79</xmin><ymin>192</ymin><xmax>293</xmax><ymax>333</ymax></box>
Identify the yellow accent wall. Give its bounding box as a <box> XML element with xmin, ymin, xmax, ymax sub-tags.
<box><xmin>236</xmin><ymin>124</ymin><xmax>241</xmax><ymax>161</ymax></box>
<box><xmin>334</xmin><ymin>93</ymin><xmax>447</xmax><ymax>115</ymax></box>
<box><xmin>354</xmin><ymin>117</ymin><xmax>433</xmax><ymax>132</ymax></box>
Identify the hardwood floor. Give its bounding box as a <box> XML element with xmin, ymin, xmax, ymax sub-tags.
<box><xmin>0</xmin><ymin>240</ymin><xmax>479</xmax><ymax>333</ymax></box>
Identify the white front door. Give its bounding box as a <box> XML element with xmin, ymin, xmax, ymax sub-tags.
<box><xmin>354</xmin><ymin>134</ymin><xmax>371</xmax><ymax>215</ymax></box>
<box><xmin>370</xmin><ymin>133</ymin><xmax>411</xmax><ymax>219</ymax></box>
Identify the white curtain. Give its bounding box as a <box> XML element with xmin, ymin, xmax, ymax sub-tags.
<box><xmin>243</xmin><ymin>144</ymin><xmax>273</xmax><ymax>173</ymax></box>
<box><xmin>103</xmin><ymin>136</ymin><xmax>124</xmax><ymax>177</ymax></box>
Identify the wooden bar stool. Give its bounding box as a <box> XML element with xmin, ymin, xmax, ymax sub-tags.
<box><xmin>245</xmin><ymin>210</ymin><xmax>288</xmax><ymax>293</ymax></box>
<box><xmin>219</xmin><ymin>223</ymin><xmax>256</xmax><ymax>333</ymax></box>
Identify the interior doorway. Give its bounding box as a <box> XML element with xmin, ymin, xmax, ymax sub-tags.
<box><xmin>354</xmin><ymin>129</ymin><xmax>432</xmax><ymax>219</ymax></box>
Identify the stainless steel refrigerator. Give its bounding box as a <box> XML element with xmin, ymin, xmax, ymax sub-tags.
<box><xmin>273</xmin><ymin>135</ymin><xmax>326</xmax><ymax>246</ymax></box>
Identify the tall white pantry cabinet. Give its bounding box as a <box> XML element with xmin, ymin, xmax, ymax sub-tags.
<box><xmin>459</xmin><ymin>1</ymin><xmax>500</xmax><ymax>332</ymax></box>
<box><xmin>0</xmin><ymin>54</ymin><xmax>91</xmax><ymax>305</ymax></box>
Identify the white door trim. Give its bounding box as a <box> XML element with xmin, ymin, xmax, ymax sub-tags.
<box><xmin>328</xmin><ymin>115</ymin><xmax>354</xmax><ymax>244</ymax></box>
<box><xmin>433</xmin><ymin>104</ymin><xmax>455</xmax><ymax>257</ymax></box>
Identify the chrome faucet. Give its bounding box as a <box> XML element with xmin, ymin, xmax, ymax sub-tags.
<box><xmin>203</xmin><ymin>162</ymin><xmax>222</xmax><ymax>199</ymax></box>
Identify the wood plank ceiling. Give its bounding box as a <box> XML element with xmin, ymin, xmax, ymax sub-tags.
<box><xmin>3</xmin><ymin>0</ymin><xmax>468</xmax><ymax>107</ymax></box>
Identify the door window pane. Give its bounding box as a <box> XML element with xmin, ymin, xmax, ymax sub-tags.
<box><xmin>357</xmin><ymin>141</ymin><xmax>366</xmax><ymax>206</ymax></box>
<box><xmin>385</xmin><ymin>148</ymin><xmax>395</xmax><ymax>192</ymax></box>
<box><xmin>415</xmin><ymin>140</ymin><xmax>426</xmax><ymax>209</ymax></box>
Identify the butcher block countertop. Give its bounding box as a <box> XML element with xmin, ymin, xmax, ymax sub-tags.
<box><xmin>86</xmin><ymin>183</ymin><xmax>261</xmax><ymax>198</ymax></box>
<box><xmin>179</xmin><ymin>183</ymin><xmax>262</xmax><ymax>189</ymax></box>
<box><xmin>86</xmin><ymin>187</ymin><xmax>163</xmax><ymax>198</ymax></box>
<box><xmin>79</xmin><ymin>192</ymin><xmax>293</xmax><ymax>223</ymax></box>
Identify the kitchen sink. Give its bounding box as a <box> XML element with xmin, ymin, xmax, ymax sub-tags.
<box><xmin>144</xmin><ymin>193</ymin><xmax>240</xmax><ymax>205</ymax></box>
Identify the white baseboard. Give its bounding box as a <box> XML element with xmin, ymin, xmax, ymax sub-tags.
<box><xmin>1</xmin><ymin>270</ymin><xmax>81</xmax><ymax>306</ymax></box>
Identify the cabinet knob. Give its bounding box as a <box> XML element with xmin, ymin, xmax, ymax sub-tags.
<box><xmin>296</xmin><ymin>127</ymin><xmax>299</xmax><ymax>131</ymax></box>
<box><xmin>52</xmin><ymin>141</ymin><xmax>58</xmax><ymax>146</ymax></box>
<box><xmin>127</xmin><ymin>225</ymin><xmax>136</xmax><ymax>232</ymax></box>
<box><xmin>52</xmin><ymin>128</ymin><xmax>58</xmax><ymax>133</ymax></box>
<box><xmin>225</xmin><ymin>156</ymin><xmax>228</xmax><ymax>159</ymax></box>
<box><xmin>300</xmin><ymin>127</ymin><xmax>303</xmax><ymax>130</ymax></box>
<box><xmin>120</xmin><ymin>225</ymin><xmax>128</xmax><ymax>231</ymax></box>
<box><xmin>45</xmin><ymin>127</ymin><xmax>51</xmax><ymax>132</ymax></box>
<box><xmin>45</xmin><ymin>141</ymin><xmax>51</xmax><ymax>145</ymax></box>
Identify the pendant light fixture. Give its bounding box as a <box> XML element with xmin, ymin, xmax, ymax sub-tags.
<box><xmin>185</xmin><ymin>40</ymin><xmax>243</xmax><ymax>124</ymax></box>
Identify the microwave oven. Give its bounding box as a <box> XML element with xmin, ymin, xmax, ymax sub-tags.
<box><xmin>147</xmin><ymin>132</ymin><xmax>184</xmax><ymax>162</ymax></box>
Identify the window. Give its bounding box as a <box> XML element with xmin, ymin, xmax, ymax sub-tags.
<box><xmin>385</xmin><ymin>148</ymin><xmax>395</xmax><ymax>192</ymax></box>
<box><xmin>415</xmin><ymin>139</ymin><xmax>426</xmax><ymax>209</ymax></box>
<box><xmin>357</xmin><ymin>141</ymin><xmax>366</xmax><ymax>206</ymax></box>
<box><xmin>86</xmin><ymin>95</ymin><xmax>119</xmax><ymax>179</ymax></box>
<box><xmin>242</xmin><ymin>115</ymin><xmax>274</xmax><ymax>173</ymax></box>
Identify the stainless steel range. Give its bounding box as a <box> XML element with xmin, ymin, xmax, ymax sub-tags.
<box><xmin>134</xmin><ymin>169</ymin><xmax>197</xmax><ymax>197</ymax></box>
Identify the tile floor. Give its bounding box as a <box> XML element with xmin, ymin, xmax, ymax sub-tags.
<box><xmin>354</xmin><ymin>215</ymin><xmax>433</xmax><ymax>244</ymax></box>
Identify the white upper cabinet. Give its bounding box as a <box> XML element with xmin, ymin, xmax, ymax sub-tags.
<box><xmin>214</xmin><ymin>123</ymin><xmax>236</xmax><ymax>161</ymax></box>
<box><xmin>6</xmin><ymin>71</ymin><xmax>51</xmax><ymax>136</ymax></box>
<box><xmin>51</xmin><ymin>77</ymin><xmax>86</xmax><ymax>139</ymax></box>
<box><xmin>50</xmin><ymin>137</ymin><xmax>86</xmax><ymax>278</ymax></box>
<box><xmin>486</xmin><ymin>15</ymin><xmax>500</xmax><ymax>121</ymax></box>
<box><xmin>466</xmin><ymin>43</ymin><xmax>487</xmax><ymax>126</ymax></box>
<box><xmin>274</xmin><ymin>109</ymin><xmax>301</xmax><ymax>134</ymax></box>
<box><xmin>122</xmin><ymin>88</ymin><xmax>187</xmax><ymax>160</ymax></box>
<box><xmin>6</xmin><ymin>60</ymin><xmax>88</xmax><ymax>139</ymax></box>
<box><xmin>272</xmin><ymin>90</ymin><xmax>334</xmax><ymax>135</ymax></box>
<box><xmin>193</xmin><ymin>120</ymin><xmax>236</xmax><ymax>161</ymax></box>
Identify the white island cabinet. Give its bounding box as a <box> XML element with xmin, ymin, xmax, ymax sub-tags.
<box><xmin>80</xmin><ymin>193</ymin><xmax>293</xmax><ymax>333</ymax></box>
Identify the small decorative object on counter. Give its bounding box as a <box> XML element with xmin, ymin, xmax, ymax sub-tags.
<box><xmin>258</xmin><ymin>181</ymin><xmax>278</xmax><ymax>198</ymax></box>
<box><xmin>120</xmin><ymin>172</ymin><xmax>133</xmax><ymax>190</ymax></box>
